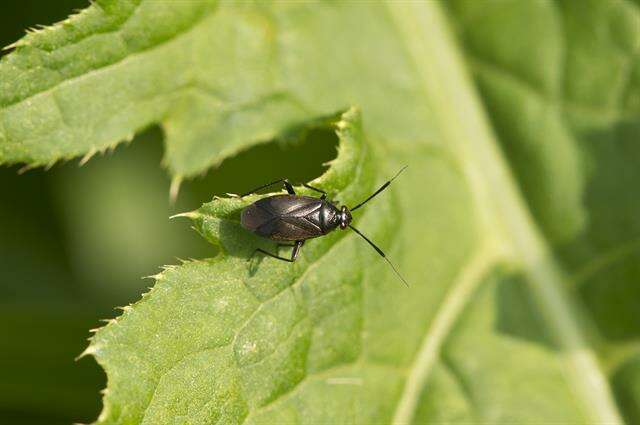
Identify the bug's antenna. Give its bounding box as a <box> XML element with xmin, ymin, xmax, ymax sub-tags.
<box><xmin>350</xmin><ymin>166</ymin><xmax>408</xmax><ymax>212</ymax></box>
<box><xmin>348</xmin><ymin>225</ymin><xmax>408</xmax><ymax>287</ymax></box>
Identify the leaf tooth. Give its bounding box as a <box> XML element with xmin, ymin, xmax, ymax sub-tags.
<box><xmin>142</xmin><ymin>272</ymin><xmax>163</xmax><ymax>281</ymax></box>
<box><xmin>169</xmin><ymin>210</ymin><xmax>200</xmax><ymax>220</ymax></box>
<box><xmin>79</xmin><ymin>148</ymin><xmax>97</xmax><ymax>166</ymax></box>
<box><xmin>2</xmin><ymin>39</ymin><xmax>24</xmax><ymax>51</ymax></box>
<box><xmin>160</xmin><ymin>264</ymin><xmax>177</xmax><ymax>273</ymax></box>
<box><xmin>17</xmin><ymin>164</ymin><xmax>35</xmax><ymax>174</ymax></box>
<box><xmin>169</xmin><ymin>176</ymin><xmax>183</xmax><ymax>204</ymax></box>
<box><xmin>44</xmin><ymin>160</ymin><xmax>57</xmax><ymax>171</ymax></box>
<box><xmin>114</xmin><ymin>305</ymin><xmax>133</xmax><ymax>313</ymax></box>
<box><xmin>75</xmin><ymin>343</ymin><xmax>98</xmax><ymax>361</ymax></box>
<box><xmin>139</xmin><ymin>287</ymin><xmax>153</xmax><ymax>298</ymax></box>
<box><xmin>190</xmin><ymin>225</ymin><xmax>203</xmax><ymax>237</ymax></box>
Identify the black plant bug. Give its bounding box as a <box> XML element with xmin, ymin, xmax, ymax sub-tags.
<box><xmin>240</xmin><ymin>166</ymin><xmax>409</xmax><ymax>286</ymax></box>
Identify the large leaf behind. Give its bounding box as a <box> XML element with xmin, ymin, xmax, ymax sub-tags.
<box><xmin>2</xmin><ymin>0</ymin><xmax>639</xmax><ymax>423</ymax></box>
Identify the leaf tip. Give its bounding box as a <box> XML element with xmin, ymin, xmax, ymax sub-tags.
<box><xmin>170</xmin><ymin>210</ymin><xmax>199</xmax><ymax>220</ymax></box>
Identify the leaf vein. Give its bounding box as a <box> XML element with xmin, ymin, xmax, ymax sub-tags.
<box><xmin>1</xmin><ymin>5</ymin><xmax>214</xmax><ymax>110</ymax></box>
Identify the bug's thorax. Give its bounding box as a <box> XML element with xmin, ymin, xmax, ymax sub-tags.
<box><xmin>318</xmin><ymin>201</ymin><xmax>340</xmax><ymax>233</ymax></box>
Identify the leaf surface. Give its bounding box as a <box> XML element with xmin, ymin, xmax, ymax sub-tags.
<box><xmin>2</xmin><ymin>0</ymin><xmax>639</xmax><ymax>423</ymax></box>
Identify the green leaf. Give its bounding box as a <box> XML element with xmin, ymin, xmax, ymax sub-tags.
<box><xmin>90</xmin><ymin>108</ymin><xmax>466</xmax><ymax>424</ymax></box>
<box><xmin>3</xmin><ymin>0</ymin><xmax>640</xmax><ymax>423</ymax></box>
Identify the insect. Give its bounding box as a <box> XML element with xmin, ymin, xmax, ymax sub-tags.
<box><xmin>240</xmin><ymin>166</ymin><xmax>408</xmax><ymax>286</ymax></box>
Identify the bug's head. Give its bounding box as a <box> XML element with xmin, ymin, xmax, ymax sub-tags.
<box><xmin>339</xmin><ymin>205</ymin><xmax>352</xmax><ymax>230</ymax></box>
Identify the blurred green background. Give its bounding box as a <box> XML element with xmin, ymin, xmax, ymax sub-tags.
<box><xmin>0</xmin><ymin>2</ymin><xmax>337</xmax><ymax>423</ymax></box>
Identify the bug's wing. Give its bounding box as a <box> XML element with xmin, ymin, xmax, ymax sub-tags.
<box><xmin>261</xmin><ymin>216</ymin><xmax>323</xmax><ymax>241</ymax></box>
<box><xmin>248</xmin><ymin>195</ymin><xmax>324</xmax><ymax>240</ymax></box>
<box><xmin>256</xmin><ymin>195</ymin><xmax>319</xmax><ymax>214</ymax></box>
<box><xmin>241</xmin><ymin>203</ymin><xmax>273</xmax><ymax>232</ymax></box>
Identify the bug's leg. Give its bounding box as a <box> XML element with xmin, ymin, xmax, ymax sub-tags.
<box><xmin>248</xmin><ymin>240</ymin><xmax>304</xmax><ymax>263</ymax></box>
<box><xmin>241</xmin><ymin>178</ymin><xmax>295</xmax><ymax>197</ymax></box>
<box><xmin>290</xmin><ymin>240</ymin><xmax>304</xmax><ymax>261</ymax></box>
<box><xmin>275</xmin><ymin>242</ymin><xmax>295</xmax><ymax>255</ymax></box>
<box><xmin>250</xmin><ymin>248</ymin><xmax>295</xmax><ymax>263</ymax></box>
<box><xmin>302</xmin><ymin>183</ymin><xmax>327</xmax><ymax>200</ymax></box>
<box><xmin>283</xmin><ymin>180</ymin><xmax>296</xmax><ymax>195</ymax></box>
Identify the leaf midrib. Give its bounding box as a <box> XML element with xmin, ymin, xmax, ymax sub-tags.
<box><xmin>386</xmin><ymin>2</ymin><xmax>623</xmax><ymax>424</ymax></box>
<box><xmin>391</xmin><ymin>246</ymin><xmax>498</xmax><ymax>425</ymax></box>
